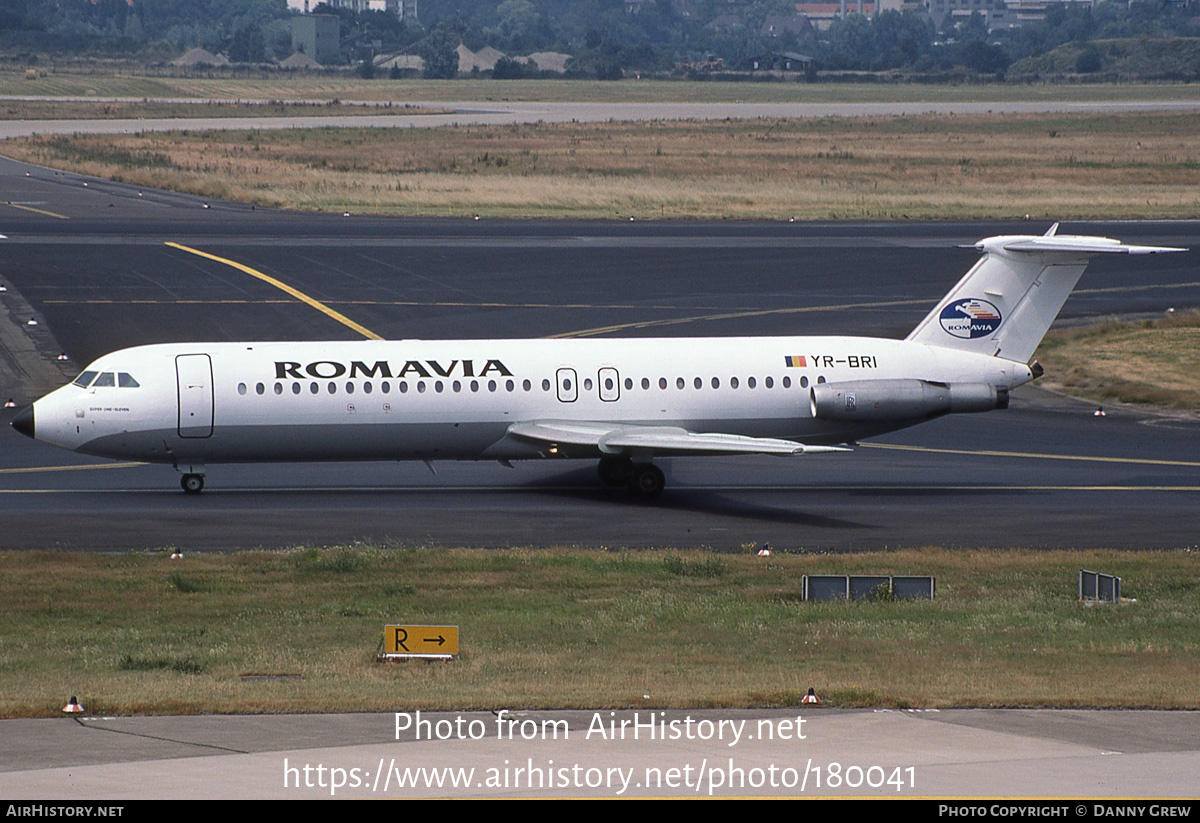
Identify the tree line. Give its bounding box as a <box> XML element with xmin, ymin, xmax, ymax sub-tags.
<box><xmin>0</xmin><ymin>0</ymin><xmax>1196</xmax><ymax>78</ymax></box>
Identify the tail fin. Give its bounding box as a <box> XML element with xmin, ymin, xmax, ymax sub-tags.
<box><xmin>906</xmin><ymin>224</ymin><xmax>1184</xmax><ymax>364</ymax></box>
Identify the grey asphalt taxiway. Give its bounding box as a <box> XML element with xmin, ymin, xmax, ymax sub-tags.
<box><xmin>2</xmin><ymin>709</ymin><xmax>1199</xmax><ymax>798</ymax></box>
<box><xmin>2</xmin><ymin>153</ymin><xmax>1199</xmax><ymax>551</ymax></box>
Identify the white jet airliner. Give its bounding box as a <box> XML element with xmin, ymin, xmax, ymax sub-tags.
<box><xmin>10</xmin><ymin>226</ymin><xmax>1183</xmax><ymax>497</ymax></box>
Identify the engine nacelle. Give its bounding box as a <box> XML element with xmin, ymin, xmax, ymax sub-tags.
<box><xmin>809</xmin><ymin>379</ymin><xmax>1009</xmax><ymax>422</ymax></box>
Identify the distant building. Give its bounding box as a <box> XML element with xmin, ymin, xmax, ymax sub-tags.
<box><xmin>1002</xmin><ymin>0</ymin><xmax>1093</xmax><ymax>25</ymax></box>
<box><xmin>376</xmin><ymin>53</ymin><xmax>425</xmax><ymax>71</ymax></box>
<box><xmin>751</xmin><ymin>51</ymin><xmax>814</xmax><ymax>71</ymax></box>
<box><xmin>384</xmin><ymin>0</ymin><xmax>418</xmax><ymax>21</ymax></box>
<box><xmin>792</xmin><ymin>0</ymin><xmax>911</xmax><ymax>28</ymax></box>
<box><xmin>704</xmin><ymin>13</ymin><xmax>745</xmax><ymax>32</ymax></box>
<box><xmin>291</xmin><ymin>14</ymin><xmax>341</xmax><ymax>65</ymax></box>
<box><xmin>795</xmin><ymin>2</ymin><xmax>876</xmax><ymax>30</ymax></box>
<box><xmin>325</xmin><ymin>0</ymin><xmax>368</xmax><ymax>12</ymax></box>
<box><xmin>925</xmin><ymin>0</ymin><xmax>1010</xmax><ymax>27</ymax></box>
<box><xmin>761</xmin><ymin>13</ymin><xmax>814</xmax><ymax>39</ymax></box>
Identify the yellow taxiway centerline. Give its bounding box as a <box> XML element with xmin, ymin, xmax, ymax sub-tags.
<box><xmin>861</xmin><ymin>442</ymin><xmax>1200</xmax><ymax>468</ymax></box>
<box><xmin>165</xmin><ymin>242</ymin><xmax>383</xmax><ymax>341</ymax></box>
<box><xmin>0</xmin><ymin>462</ymin><xmax>145</xmax><ymax>475</ymax></box>
<box><xmin>4</xmin><ymin>203</ymin><xmax>68</xmax><ymax>219</ymax></box>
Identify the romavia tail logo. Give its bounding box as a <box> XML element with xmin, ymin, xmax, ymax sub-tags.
<box><xmin>939</xmin><ymin>298</ymin><xmax>1002</xmax><ymax>339</ymax></box>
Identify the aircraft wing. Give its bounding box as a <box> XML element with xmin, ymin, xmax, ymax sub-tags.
<box><xmin>506</xmin><ymin>420</ymin><xmax>848</xmax><ymax>457</ymax></box>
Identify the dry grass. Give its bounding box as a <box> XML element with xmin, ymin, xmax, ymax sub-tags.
<box><xmin>6</xmin><ymin>112</ymin><xmax>1200</xmax><ymax>219</ymax></box>
<box><xmin>1</xmin><ymin>546</ymin><xmax>1198</xmax><ymax>717</ymax></box>
<box><xmin>1036</xmin><ymin>311</ymin><xmax>1200</xmax><ymax>410</ymax></box>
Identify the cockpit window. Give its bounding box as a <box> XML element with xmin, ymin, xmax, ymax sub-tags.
<box><xmin>118</xmin><ymin>373</ymin><xmax>140</xmax><ymax>388</ymax></box>
<box><xmin>92</xmin><ymin>372</ymin><xmax>116</xmax><ymax>387</ymax></box>
<box><xmin>73</xmin><ymin>370</ymin><xmax>98</xmax><ymax>388</ymax></box>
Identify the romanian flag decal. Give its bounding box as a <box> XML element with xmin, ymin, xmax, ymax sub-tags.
<box><xmin>785</xmin><ymin>355</ymin><xmax>807</xmax><ymax>368</ymax></box>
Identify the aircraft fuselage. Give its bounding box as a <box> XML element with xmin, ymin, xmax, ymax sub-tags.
<box><xmin>26</xmin><ymin>336</ymin><xmax>1025</xmax><ymax>465</ymax></box>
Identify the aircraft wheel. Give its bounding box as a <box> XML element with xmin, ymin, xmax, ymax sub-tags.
<box><xmin>181</xmin><ymin>474</ymin><xmax>205</xmax><ymax>495</ymax></box>
<box><xmin>628</xmin><ymin>463</ymin><xmax>664</xmax><ymax>499</ymax></box>
<box><xmin>597</xmin><ymin>457</ymin><xmax>633</xmax><ymax>487</ymax></box>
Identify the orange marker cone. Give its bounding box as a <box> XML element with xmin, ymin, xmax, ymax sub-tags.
<box><xmin>63</xmin><ymin>696</ymin><xmax>84</xmax><ymax>713</ymax></box>
<box><xmin>801</xmin><ymin>688</ymin><xmax>820</xmax><ymax>704</ymax></box>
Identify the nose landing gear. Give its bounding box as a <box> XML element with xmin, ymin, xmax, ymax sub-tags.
<box><xmin>175</xmin><ymin>463</ymin><xmax>207</xmax><ymax>495</ymax></box>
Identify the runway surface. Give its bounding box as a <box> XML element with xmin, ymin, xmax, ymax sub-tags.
<box><xmin>4</xmin><ymin>96</ymin><xmax>1200</xmax><ymax>139</ymax></box>
<box><xmin>1</xmin><ymin>153</ymin><xmax>1198</xmax><ymax>551</ymax></box>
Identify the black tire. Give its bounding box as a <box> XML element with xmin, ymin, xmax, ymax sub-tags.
<box><xmin>181</xmin><ymin>474</ymin><xmax>205</xmax><ymax>494</ymax></box>
<box><xmin>628</xmin><ymin>463</ymin><xmax>664</xmax><ymax>499</ymax></box>
<box><xmin>597</xmin><ymin>457</ymin><xmax>633</xmax><ymax>487</ymax></box>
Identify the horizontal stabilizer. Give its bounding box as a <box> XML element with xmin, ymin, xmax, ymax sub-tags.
<box><xmin>507</xmin><ymin>420</ymin><xmax>848</xmax><ymax>457</ymax></box>
<box><xmin>995</xmin><ymin>236</ymin><xmax>1184</xmax><ymax>255</ymax></box>
<box><xmin>912</xmin><ymin>226</ymin><xmax>1186</xmax><ymax>363</ymax></box>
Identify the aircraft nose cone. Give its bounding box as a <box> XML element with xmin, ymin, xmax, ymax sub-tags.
<box><xmin>11</xmin><ymin>405</ymin><xmax>34</xmax><ymax>439</ymax></box>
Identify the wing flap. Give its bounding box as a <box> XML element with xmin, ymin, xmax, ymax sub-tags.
<box><xmin>507</xmin><ymin>420</ymin><xmax>847</xmax><ymax>457</ymax></box>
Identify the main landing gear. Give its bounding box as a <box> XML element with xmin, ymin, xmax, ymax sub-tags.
<box><xmin>598</xmin><ymin>457</ymin><xmax>664</xmax><ymax>499</ymax></box>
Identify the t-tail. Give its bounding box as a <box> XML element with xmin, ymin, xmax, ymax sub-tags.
<box><xmin>906</xmin><ymin>224</ymin><xmax>1184</xmax><ymax>365</ymax></box>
